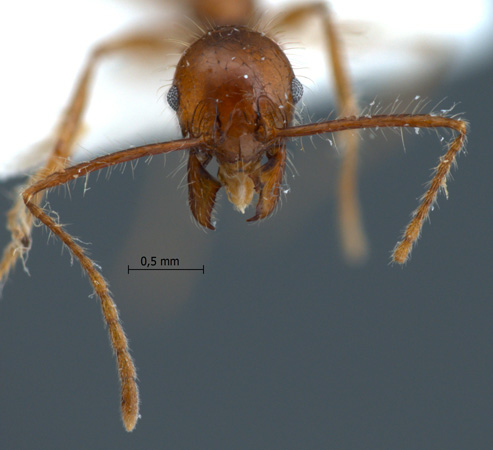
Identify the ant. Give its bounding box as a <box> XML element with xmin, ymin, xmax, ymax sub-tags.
<box><xmin>0</xmin><ymin>1</ymin><xmax>467</xmax><ymax>431</ymax></box>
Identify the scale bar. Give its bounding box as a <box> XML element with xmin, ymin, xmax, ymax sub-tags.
<box><xmin>128</xmin><ymin>265</ymin><xmax>205</xmax><ymax>274</ymax></box>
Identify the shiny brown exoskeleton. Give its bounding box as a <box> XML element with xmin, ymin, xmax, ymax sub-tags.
<box><xmin>169</xmin><ymin>26</ymin><xmax>302</xmax><ymax>228</ymax></box>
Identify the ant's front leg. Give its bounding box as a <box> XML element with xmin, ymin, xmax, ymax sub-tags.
<box><xmin>0</xmin><ymin>32</ymin><xmax>180</xmax><ymax>286</ymax></box>
<box><xmin>272</xmin><ymin>2</ymin><xmax>368</xmax><ymax>263</ymax></box>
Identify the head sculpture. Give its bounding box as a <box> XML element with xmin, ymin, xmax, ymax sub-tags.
<box><xmin>168</xmin><ymin>26</ymin><xmax>303</xmax><ymax>228</ymax></box>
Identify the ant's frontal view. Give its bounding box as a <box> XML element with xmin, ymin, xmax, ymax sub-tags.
<box><xmin>0</xmin><ymin>6</ymin><xmax>467</xmax><ymax>432</ymax></box>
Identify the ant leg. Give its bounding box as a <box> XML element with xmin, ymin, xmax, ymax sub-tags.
<box><xmin>272</xmin><ymin>2</ymin><xmax>368</xmax><ymax>263</ymax></box>
<box><xmin>21</xmin><ymin>136</ymin><xmax>202</xmax><ymax>431</ymax></box>
<box><xmin>277</xmin><ymin>114</ymin><xmax>468</xmax><ymax>263</ymax></box>
<box><xmin>0</xmin><ymin>32</ymin><xmax>179</xmax><ymax>286</ymax></box>
<box><xmin>321</xmin><ymin>7</ymin><xmax>368</xmax><ymax>264</ymax></box>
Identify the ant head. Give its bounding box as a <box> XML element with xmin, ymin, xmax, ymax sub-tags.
<box><xmin>169</xmin><ymin>26</ymin><xmax>303</xmax><ymax>227</ymax></box>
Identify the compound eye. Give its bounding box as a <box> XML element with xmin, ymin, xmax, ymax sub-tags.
<box><xmin>291</xmin><ymin>77</ymin><xmax>303</xmax><ymax>104</ymax></box>
<box><xmin>167</xmin><ymin>85</ymin><xmax>180</xmax><ymax>111</ymax></box>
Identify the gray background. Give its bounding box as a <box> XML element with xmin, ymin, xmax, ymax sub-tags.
<box><xmin>1</xmin><ymin>17</ymin><xmax>492</xmax><ymax>450</ymax></box>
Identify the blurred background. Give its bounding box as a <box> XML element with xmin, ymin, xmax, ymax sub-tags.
<box><xmin>1</xmin><ymin>0</ymin><xmax>492</xmax><ymax>448</ymax></box>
